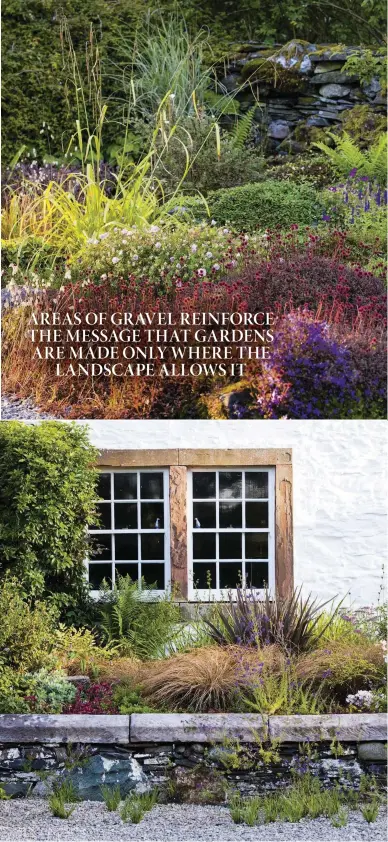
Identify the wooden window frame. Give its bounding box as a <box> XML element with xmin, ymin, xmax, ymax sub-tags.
<box><xmin>187</xmin><ymin>467</ymin><xmax>276</xmax><ymax>600</ymax></box>
<box><xmin>97</xmin><ymin>448</ymin><xmax>293</xmax><ymax>601</ymax></box>
<box><xmin>87</xmin><ymin>467</ymin><xmax>170</xmax><ymax>598</ymax></box>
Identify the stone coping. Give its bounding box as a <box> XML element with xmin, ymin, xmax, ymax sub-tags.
<box><xmin>0</xmin><ymin>713</ymin><xmax>386</xmax><ymax>745</ymax></box>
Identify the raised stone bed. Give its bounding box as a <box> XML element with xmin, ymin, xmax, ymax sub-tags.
<box><xmin>0</xmin><ymin>714</ymin><xmax>386</xmax><ymax>800</ymax></box>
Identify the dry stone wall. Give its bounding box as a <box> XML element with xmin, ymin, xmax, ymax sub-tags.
<box><xmin>217</xmin><ymin>42</ymin><xmax>386</xmax><ymax>152</ymax></box>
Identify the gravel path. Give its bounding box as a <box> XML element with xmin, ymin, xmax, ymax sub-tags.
<box><xmin>1</xmin><ymin>395</ymin><xmax>59</xmax><ymax>420</ymax></box>
<box><xmin>0</xmin><ymin>801</ymin><xmax>386</xmax><ymax>842</ymax></box>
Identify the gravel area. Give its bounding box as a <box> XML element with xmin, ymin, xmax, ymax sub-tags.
<box><xmin>1</xmin><ymin>395</ymin><xmax>59</xmax><ymax>420</ymax></box>
<box><xmin>0</xmin><ymin>801</ymin><xmax>386</xmax><ymax>842</ymax></box>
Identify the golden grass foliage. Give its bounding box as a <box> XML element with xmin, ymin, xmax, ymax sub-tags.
<box><xmin>295</xmin><ymin>639</ymin><xmax>385</xmax><ymax>693</ymax></box>
<box><xmin>137</xmin><ymin>645</ymin><xmax>284</xmax><ymax>712</ymax></box>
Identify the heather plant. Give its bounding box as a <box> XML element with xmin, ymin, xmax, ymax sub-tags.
<box><xmin>295</xmin><ymin>639</ymin><xmax>386</xmax><ymax>701</ymax></box>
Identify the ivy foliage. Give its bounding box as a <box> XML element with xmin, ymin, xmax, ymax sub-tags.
<box><xmin>2</xmin><ymin>0</ymin><xmax>386</xmax><ymax>163</ymax></box>
<box><xmin>0</xmin><ymin>421</ymin><xmax>99</xmax><ymax>616</ymax></box>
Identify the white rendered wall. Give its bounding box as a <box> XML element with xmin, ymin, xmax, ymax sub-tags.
<box><xmin>76</xmin><ymin>420</ymin><xmax>387</xmax><ymax>607</ymax></box>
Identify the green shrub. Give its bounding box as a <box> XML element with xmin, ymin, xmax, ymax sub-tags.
<box><xmin>153</xmin><ymin>115</ymin><xmax>263</xmax><ymax>196</ymax></box>
<box><xmin>0</xmin><ymin>666</ymin><xmax>30</xmax><ymax>714</ymax></box>
<box><xmin>266</xmin><ymin>154</ymin><xmax>336</xmax><ymax>188</ymax></box>
<box><xmin>113</xmin><ymin>684</ymin><xmax>155</xmax><ymax>714</ymax></box>
<box><xmin>99</xmin><ymin>575</ymin><xmax>181</xmax><ymax>659</ymax></box>
<box><xmin>193</xmin><ymin>180</ymin><xmax>322</xmax><ymax>231</ymax></box>
<box><xmin>26</xmin><ymin>669</ymin><xmax>77</xmax><ymax>713</ymax></box>
<box><xmin>0</xmin><ymin>576</ymin><xmax>57</xmax><ymax>672</ymax></box>
<box><xmin>0</xmin><ymin>422</ymin><xmax>99</xmax><ymax>621</ymax></box>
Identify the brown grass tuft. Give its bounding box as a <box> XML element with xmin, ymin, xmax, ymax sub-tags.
<box><xmin>137</xmin><ymin>644</ymin><xmax>283</xmax><ymax>712</ymax></box>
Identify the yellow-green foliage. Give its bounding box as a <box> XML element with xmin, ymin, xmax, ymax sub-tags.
<box><xmin>0</xmin><ymin>576</ymin><xmax>58</xmax><ymax>672</ymax></box>
<box><xmin>52</xmin><ymin>625</ymin><xmax>113</xmax><ymax>675</ymax></box>
<box><xmin>314</xmin><ymin>132</ymin><xmax>387</xmax><ymax>182</ymax></box>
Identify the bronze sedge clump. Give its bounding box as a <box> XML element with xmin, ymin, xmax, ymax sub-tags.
<box><xmin>204</xmin><ymin>587</ymin><xmax>339</xmax><ymax>654</ymax></box>
<box><xmin>137</xmin><ymin>645</ymin><xmax>282</xmax><ymax>712</ymax></box>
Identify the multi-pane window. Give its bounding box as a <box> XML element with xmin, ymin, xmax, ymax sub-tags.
<box><xmin>188</xmin><ymin>468</ymin><xmax>275</xmax><ymax>598</ymax></box>
<box><xmin>87</xmin><ymin>470</ymin><xmax>169</xmax><ymax>593</ymax></box>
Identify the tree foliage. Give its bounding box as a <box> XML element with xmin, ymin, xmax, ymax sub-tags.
<box><xmin>0</xmin><ymin>421</ymin><xmax>99</xmax><ymax>617</ymax></box>
<box><xmin>1</xmin><ymin>0</ymin><xmax>386</xmax><ymax>162</ymax></box>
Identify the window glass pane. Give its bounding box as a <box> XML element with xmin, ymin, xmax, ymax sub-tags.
<box><xmin>193</xmin><ymin>532</ymin><xmax>216</xmax><ymax>560</ymax></box>
<box><xmin>140</xmin><ymin>472</ymin><xmax>164</xmax><ymax>500</ymax></box>
<box><xmin>219</xmin><ymin>562</ymin><xmax>242</xmax><ymax>589</ymax></box>
<box><xmin>193</xmin><ymin>472</ymin><xmax>216</xmax><ymax>499</ymax></box>
<box><xmin>193</xmin><ymin>502</ymin><xmax>216</xmax><ymax>529</ymax></box>
<box><xmin>89</xmin><ymin>534</ymin><xmax>112</xmax><ymax>561</ymax></box>
<box><xmin>115</xmin><ymin>563</ymin><xmax>138</xmax><ymax>584</ymax></box>
<box><xmin>97</xmin><ymin>473</ymin><xmax>111</xmax><ymax>500</ymax></box>
<box><xmin>219</xmin><ymin>532</ymin><xmax>242</xmax><ymax>559</ymax></box>
<box><xmin>114</xmin><ymin>473</ymin><xmax>137</xmax><ymax>500</ymax></box>
<box><xmin>141</xmin><ymin>533</ymin><xmax>164</xmax><ymax>560</ymax></box>
<box><xmin>142</xmin><ymin>563</ymin><xmax>165</xmax><ymax>589</ymax></box>
<box><xmin>141</xmin><ymin>502</ymin><xmax>164</xmax><ymax>530</ymax></box>
<box><xmin>90</xmin><ymin>503</ymin><xmax>111</xmax><ymax>531</ymax></box>
<box><xmin>219</xmin><ymin>472</ymin><xmax>242</xmax><ymax>499</ymax></box>
<box><xmin>246</xmin><ymin>502</ymin><xmax>268</xmax><ymax>529</ymax></box>
<box><xmin>89</xmin><ymin>563</ymin><xmax>112</xmax><ymax>589</ymax></box>
<box><xmin>219</xmin><ymin>502</ymin><xmax>242</xmax><ymax>528</ymax></box>
<box><xmin>193</xmin><ymin>563</ymin><xmax>216</xmax><ymax>590</ymax></box>
<box><xmin>245</xmin><ymin>562</ymin><xmax>268</xmax><ymax>589</ymax></box>
<box><xmin>114</xmin><ymin>503</ymin><xmax>137</xmax><ymax>530</ymax></box>
<box><xmin>245</xmin><ymin>472</ymin><xmax>268</xmax><ymax>499</ymax></box>
<box><xmin>245</xmin><ymin>533</ymin><xmax>268</xmax><ymax>559</ymax></box>
<box><xmin>115</xmin><ymin>534</ymin><xmax>138</xmax><ymax>561</ymax></box>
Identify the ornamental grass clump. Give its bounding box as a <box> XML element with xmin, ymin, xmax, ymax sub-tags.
<box><xmin>205</xmin><ymin>587</ymin><xmax>337</xmax><ymax>654</ymax></box>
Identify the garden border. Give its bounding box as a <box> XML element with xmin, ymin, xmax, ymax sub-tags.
<box><xmin>0</xmin><ymin>713</ymin><xmax>386</xmax><ymax>747</ymax></box>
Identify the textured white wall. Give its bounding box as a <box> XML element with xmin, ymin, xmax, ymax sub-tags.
<box><xmin>75</xmin><ymin>420</ymin><xmax>387</xmax><ymax>607</ymax></box>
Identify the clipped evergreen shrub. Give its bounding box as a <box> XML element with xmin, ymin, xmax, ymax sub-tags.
<box><xmin>190</xmin><ymin>180</ymin><xmax>322</xmax><ymax>231</ymax></box>
<box><xmin>0</xmin><ymin>421</ymin><xmax>99</xmax><ymax>619</ymax></box>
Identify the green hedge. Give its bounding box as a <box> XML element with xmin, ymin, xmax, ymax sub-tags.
<box><xmin>2</xmin><ymin>0</ymin><xmax>386</xmax><ymax>164</ymax></box>
<box><xmin>192</xmin><ymin>180</ymin><xmax>323</xmax><ymax>231</ymax></box>
<box><xmin>0</xmin><ymin>421</ymin><xmax>98</xmax><ymax>620</ymax></box>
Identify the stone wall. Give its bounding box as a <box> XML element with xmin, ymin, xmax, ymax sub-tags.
<box><xmin>0</xmin><ymin>714</ymin><xmax>386</xmax><ymax>801</ymax></box>
<box><xmin>217</xmin><ymin>42</ymin><xmax>386</xmax><ymax>153</ymax></box>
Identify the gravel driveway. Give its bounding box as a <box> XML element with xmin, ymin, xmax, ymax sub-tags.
<box><xmin>0</xmin><ymin>801</ymin><xmax>386</xmax><ymax>842</ymax></box>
